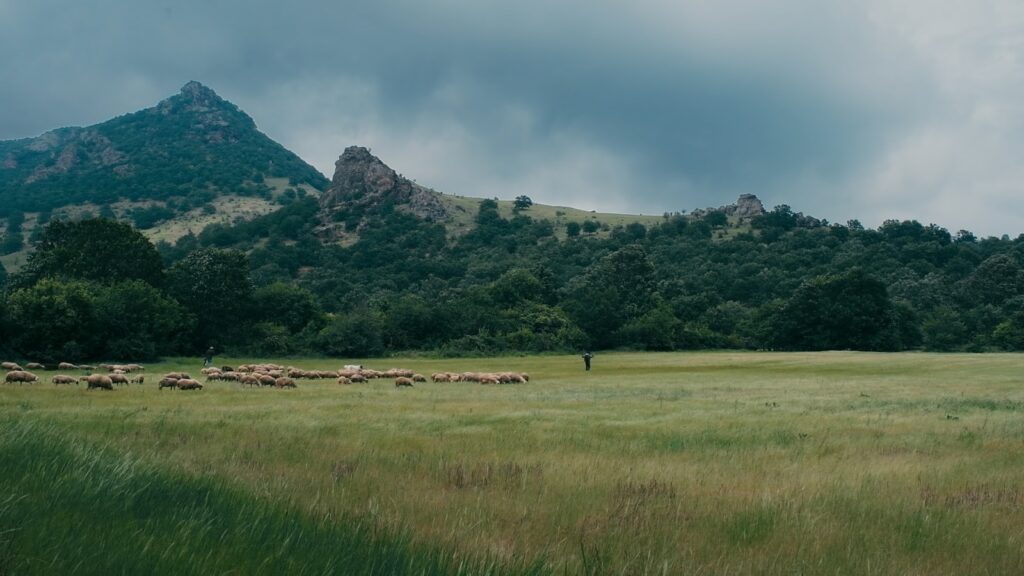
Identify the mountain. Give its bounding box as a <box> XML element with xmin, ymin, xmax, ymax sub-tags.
<box><xmin>0</xmin><ymin>81</ymin><xmax>329</xmax><ymax>217</ymax></box>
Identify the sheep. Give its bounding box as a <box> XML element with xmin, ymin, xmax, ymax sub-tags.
<box><xmin>412</xmin><ymin>374</ymin><xmax>427</xmax><ymax>383</ymax></box>
<box><xmin>349</xmin><ymin>374</ymin><xmax>367</xmax><ymax>383</ymax></box>
<box><xmin>109</xmin><ymin>374</ymin><xmax>129</xmax><ymax>386</ymax></box>
<box><xmin>51</xmin><ymin>375</ymin><xmax>78</xmax><ymax>385</ymax></box>
<box><xmin>274</xmin><ymin>377</ymin><xmax>297</xmax><ymax>389</ymax></box>
<box><xmin>131</xmin><ymin>375</ymin><xmax>145</xmax><ymax>385</ymax></box>
<box><xmin>176</xmin><ymin>379</ymin><xmax>203</xmax><ymax>391</ymax></box>
<box><xmin>431</xmin><ymin>373</ymin><xmax>449</xmax><ymax>383</ymax></box>
<box><xmin>26</xmin><ymin>362</ymin><xmax>45</xmax><ymax>370</ymax></box>
<box><xmin>58</xmin><ymin>362</ymin><xmax>78</xmax><ymax>370</ymax></box>
<box><xmin>201</xmin><ymin>367</ymin><xmax>222</xmax><ymax>376</ymax></box>
<box><xmin>1</xmin><ymin>362</ymin><xmax>22</xmax><ymax>371</ymax></box>
<box><xmin>85</xmin><ymin>374</ymin><xmax>113</xmax><ymax>390</ymax></box>
<box><xmin>220</xmin><ymin>365</ymin><xmax>234</xmax><ymax>372</ymax></box>
<box><xmin>336</xmin><ymin>376</ymin><xmax>351</xmax><ymax>385</ymax></box>
<box><xmin>343</xmin><ymin>364</ymin><xmax>363</xmax><ymax>371</ymax></box>
<box><xmin>478</xmin><ymin>374</ymin><xmax>500</xmax><ymax>385</ymax></box>
<box><xmin>164</xmin><ymin>372</ymin><xmax>192</xmax><ymax>380</ymax></box>
<box><xmin>78</xmin><ymin>365</ymin><xmax>95</xmax><ymax>371</ymax></box>
<box><xmin>395</xmin><ymin>377</ymin><xmax>414</xmax><ymax>388</ymax></box>
<box><xmin>258</xmin><ymin>374</ymin><xmax>277</xmax><ymax>387</ymax></box>
<box><xmin>5</xmin><ymin>370</ymin><xmax>38</xmax><ymax>384</ymax></box>
<box><xmin>239</xmin><ymin>375</ymin><xmax>260</xmax><ymax>387</ymax></box>
<box><xmin>158</xmin><ymin>377</ymin><xmax>179</xmax><ymax>390</ymax></box>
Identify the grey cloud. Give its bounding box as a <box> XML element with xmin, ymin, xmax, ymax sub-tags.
<box><xmin>1</xmin><ymin>1</ymin><xmax>1020</xmax><ymax>234</ymax></box>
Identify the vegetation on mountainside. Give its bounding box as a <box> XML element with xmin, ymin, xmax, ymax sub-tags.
<box><xmin>0</xmin><ymin>83</ymin><xmax>328</xmax><ymax>218</ymax></box>
<box><xmin>3</xmin><ymin>196</ymin><xmax>1024</xmax><ymax>361</ymax></box>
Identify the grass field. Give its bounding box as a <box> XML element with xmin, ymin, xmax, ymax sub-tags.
<box><xmin>3</xmin><ymin>351</ymin><xmax>1024</xmax><ymax>574</ymax></box>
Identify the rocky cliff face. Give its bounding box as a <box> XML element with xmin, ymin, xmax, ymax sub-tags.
<box><xmin>318</xmin><ymin>146</ymin><xmax>448</xmax><ymax>236</ymax></box>
<box><xmin>691</xmin><ymin>194</ymin><xmax>766</xmax><ymax>221</ymax></box>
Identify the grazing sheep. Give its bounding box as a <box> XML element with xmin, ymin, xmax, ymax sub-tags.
<box><xmin>109</xmin><ymin>374</ymin><xmax>130</xmax><ymax>386</ymax></box>
<box><xmin>51</xmin><ymin>375</ymin><xmax>78</xmax><ymax>385</ymax></box>
<box><xmin>412</xmin><ymin>374</ymin><xmax>427</xmax><ymax>383</ymax></box>
<box><xmin>274</xmin><ymin>377</ymin><xmax>297</xmax><ymax>388</ymax></box>
<box><xmin>5</xmin><ymin>370</ymin><xmax>39</xmax><ymax>384</ymax></box>
<box><xmin>431</xmin><ymin>373</ymin><xmax>449</xmax><ymax>382</ymax></box>
<box><xmin>1</xmin><ymin>362</ymin><xmax>22</xmax><ymax>371</ymax></box>
<box><xmin>158</xmin><ymin>377</ymin><xmax>179</xmax><ymax>390</ymax></box>
<box><xmin>26</xmin><ymin>362</ymin><xmax>45</xmax><ymax>370</ymax></box>
<box><xmin>343</xmin><ymin>364</ymin><xmax>363</xmax><ymax>371</ymax></box>
<box><xmin>164</xmin><ymin>372</ymin><xmax>192</xmax><ymax>380</ymax></box>
<box><xmin>336</xmin><ymin>376</ymin><xmax>351</xmax><ymax>385</ymax></box>
<box><xmin>58</xmin><ymin>362</ymin><xmax>78</xmax><ymax>370</ymax></box>
<box><xmin>395</xmin><ymin>377</ymin><xmax>414</xmax><ymax>388</ymax></box>
<box><xmin>220</xmin><ymin>365</ymin><xmax>234</xmax><ymax>372</ymax></box>
<box><xmin>240</xmin><ymin>375</ymin><xmax>260</xmax><ymax>387</ymax></box>
<box><xmin>78</xmin><ymin>365</ymin><xmax>95</xmax><ymax>371</ymax></box>
<box><xmin>349</xmin><ymin>374</ymin><xmax>367</xmax><ymax>383</ymax></box>
<box><xmin>478</xmin><ymin>374</ymin><xmax>500</xmax><ymax>385</ymax></box>
<box><xmin>258</xmin><ymin>374</ymin><xmax>277</xmax><ymax>387</ymax></box>
<box><xmin>131</xmin><ymin>375</ymin><xmax>145</xmax><ymax>385</ymax></box>
<box><xmin>176</xmin><ymin>379</ymin><xmax>203</xmax><ymax>391</ymax></box>
<box><xmin>85</xmin><ymin>374</ymin><xmax>113</xmax><ymax>390</ymax></box>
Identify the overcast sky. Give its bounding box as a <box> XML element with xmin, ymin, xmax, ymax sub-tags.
<box><xmin>2</xmin><ymin>1</ymin><xmax>1023</xmax><ymax>235</ymax></box>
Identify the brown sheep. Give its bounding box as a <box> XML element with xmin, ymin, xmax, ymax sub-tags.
<box><xmin>336</xmin><ymin>376</ymin><xmax>351</xmax><ymax>385</ymax></box>
<box><xmin>51</xmin><ymin>375</ymin><xmax>77</xmax><ymax>385</ymax></box>
<box><xmin>240</xmin><ymin>375</ymin><xmax>260</xmax><ymax>387</ymax></box>
<box><xmin>220</xmin><ymin>365</ymin><xmax>235</xmax><ymax>372</ymax></box>
<box><xmin>412</xmin><ymin>374</ymin><xmax>427</xmax><ymax>383</ymax></box>
<box><xmin>274</xmin><ymin>377</ymin><xmax>297</xmax><ymax>388</ymax></box>
<box><xmin>86</xmin><ymin>374</ymin><xmax>113</xmax><ymax>390</ymax></box>
<box><xmin>109</xmin><ymin>374</ymin><xmax>130</xmax><ymax>386</ymax></box>
<box><xmin>5</xmin><ymin>370</ymin><xmax>38</xmax><ymax>384</ymax></box>
<box><xmin>164</xmin><ymin>372</ymin><xmax>192</xmax><ymax>380</ymax></box>
<box><xmin>478</xmin><ymin>374</ymin><xmax>500</xmax><ymax>385</ymax></box>
<box><xmin>58</xmin><ymin>362</ymin><xmax>78</xmax><ymax>370</ymax></box>
<box><xmin>78</xmin><ymin>364</ymin><xmax>95</xmax><ymax>371</ymax></box>
<box><xmin>158</xmin><ymin>377</ymin><xmax>179</xmax><ymax>390</ymax></box>
<box><xmin>26</xmin><ymin>362</ymin><xmax>45</xmax><ymax>370</ymax></box>
<box><xmin>395</xmin><ymin>377</ymin><xmax>414</xmax><ymax>388</ymax></box>
<box><xmin>1</xmin><ymin>362</ymin><xmax>22</xmax><ymax>371</ymax></box>
<box><xmin>176</xmin><ymin>379</ymin><xmax>203</xmax><ymax>391</ymax></box>
<box><xmin>131</xmin><ymin>375</ymin><xmax>145</xmax><ymax>385</ymax></box>
<box><xmin>431</xmin><ymin>373</ymin><xmax>449</xmax><ymax>383</ymax></box>
<box><xmin>349</xmin><ymin>374</ymin><xmax>367</xmax><ymax>383</ymax></box>
<box><xmin>258</xmin><ymin>374</ymin><xmax>277</xmax><ymax>387</ymax></box>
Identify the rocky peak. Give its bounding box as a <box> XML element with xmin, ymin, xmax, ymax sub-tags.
<box><xmin>178</xmin><ymin>81</ymin><xmax>224</xmax><ymax>107</ymax></box>
<box><xmin>691</xmin><ymin>194</ymin><xmax>766</xmax><ymax>221</ymax></box>
<box><xmin>318</xmin><ymin>146</ymin><xmax>448</xmax><ymax>236</ymax></box>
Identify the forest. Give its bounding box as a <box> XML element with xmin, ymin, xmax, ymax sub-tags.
<box><xmin>2</xmin><ymin>197</ymin><xmax>1023</xmax><ymax>361</ymax></box>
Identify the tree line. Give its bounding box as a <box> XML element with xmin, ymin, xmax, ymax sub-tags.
<box><xmin>2</xmin><ymin>199</ymin><xmax>1023</xmax><ymax>361</ymax></box>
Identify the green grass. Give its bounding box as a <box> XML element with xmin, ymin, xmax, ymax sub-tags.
<box><xmin>3</xmin><ymin>351</ymin><xmax>1024</xmax><ymax>574</ymax></box>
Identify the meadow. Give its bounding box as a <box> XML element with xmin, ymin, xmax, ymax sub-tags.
<box><xmin>2</xmin><ymin>351</ymin><xmax>1024</xmax><ymax>575</ymax></box>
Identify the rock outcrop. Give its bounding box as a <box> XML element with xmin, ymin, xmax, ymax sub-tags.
<box><xmin>691</xmin><ymin>194</ymin><xmax>766</xmax><ymax>221</ymax></box>
<box><xmin>318</xmin><ymin>146</ymin><xmax>448</xmax><ymax>237</ymax></box>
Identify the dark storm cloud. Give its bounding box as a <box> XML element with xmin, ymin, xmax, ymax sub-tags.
<box><xmin>2</xmin><ymin>1</ymin><xmax>1022</xmax><ymax>234</ymax></box>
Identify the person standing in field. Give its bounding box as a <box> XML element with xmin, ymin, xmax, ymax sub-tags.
<box><xmin>582</xmin><ymin>351</ymin><xmax>593</xmax><ymax>371</ymax></box>
<box><xmin>203</xmin><ymin>346</ymin><xmax>215</xmax><ymax>368</ymax></box>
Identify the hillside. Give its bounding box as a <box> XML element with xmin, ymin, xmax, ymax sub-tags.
<box><xmin>0</xmin><ymin>81</ymin><xmax>328</xmax><ymax>217</ymax></box>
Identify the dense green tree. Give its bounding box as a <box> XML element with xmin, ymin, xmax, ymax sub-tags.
<box><xmin>17</xmin><ymin>219</ymin><xmax>165</xmax><ymax>288</ymax></box>
<box><xmin>1</xmin><ymin>212</ymin><xmax>25</xmax><ymax>255</ymax></box>
<box><xmin>252</xmin><ymin>283</ymin><xmax>323</xmax><ymax>334</ymax></box>
<box><xmin>316</xmin><ymin>309</ymin><xmax>385</xmax><ymax>357</ymax></box>
<box><xmin>769</xmin><ymin>269</ymin><xmax>899</xmax><ymax>351</ymax></box>
<box><xmin>167</xmin><ymin>248</ymin><xmax>254</xmax><ymax>348</ymax></box>
<box><xmin>6</xmin><ymin>279</ymin><xmax>100</xmax><ymax>361</ymax></box>
<box><xmin>512</xmin><ymin>195</ymin><xmax>533</xmax><ymax>212</ymax></box>
<box><xmin>94</xmin><ymin>281</ymin><xmax>192</xmax><ymax>359</ymax></box>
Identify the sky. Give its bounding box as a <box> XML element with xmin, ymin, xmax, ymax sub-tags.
<box><xmin>1</xmin><ymin>0</ymin><xmax>1023</xmax><ymax>235</ymax></box>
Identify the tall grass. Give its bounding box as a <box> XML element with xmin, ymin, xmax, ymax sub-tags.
<box><xmin>4</xmin><ymin>351</ymin><xmax>1024</xmax><ymax>574</ymax></box>
<box><xmin>0</xmin><ymin>417</ymin><xmax>544</xmax><ymax>575</ymax></box>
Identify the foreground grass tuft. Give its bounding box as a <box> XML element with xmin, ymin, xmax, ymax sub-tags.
<box><xmin>0</xmin><ymin>417</ymin><xmax>543</xmax><ymax>575</ymax></box>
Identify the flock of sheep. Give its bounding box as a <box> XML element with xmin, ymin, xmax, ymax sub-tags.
<box><xmin>2</xmin><ymin>360</ymin><xmax>530</xmax><ymax>391</ymax></box>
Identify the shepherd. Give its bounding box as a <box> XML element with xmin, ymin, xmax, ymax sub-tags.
<box><xmin>203</xmin><ymin>346</ymin><xmax>215</xmax><ymax>368</ymax></box>
<box><xmin>582</xmin><ymin>351</ymin><xmax>593</xmax><ymax>371</ymax></box>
